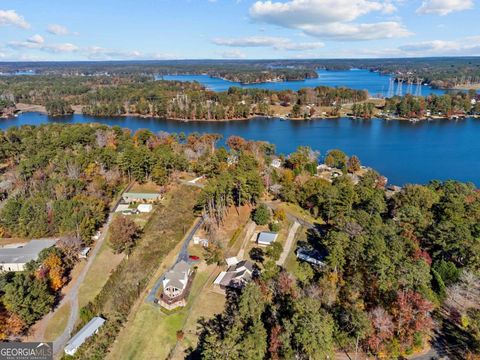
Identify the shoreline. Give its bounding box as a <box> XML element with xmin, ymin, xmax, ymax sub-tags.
<box><xmin>4</xmin><ymin>104</ymin><xmax>479</xmax><ymax>123</ymax></box>
<box><xmin>5</xmin><ymin>109</ymin><xmax>480</xmax><ymax>123</ymax></box>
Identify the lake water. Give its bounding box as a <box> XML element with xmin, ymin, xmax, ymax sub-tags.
<box><xmin>161</xmin><ymin>69</ymin><xmax>447</xmax><ymax>97</ymax></box>
<box><xmin>2</xmin><ymin>112</ymin><xmax>480</xmax><ymax>186</ymax></box>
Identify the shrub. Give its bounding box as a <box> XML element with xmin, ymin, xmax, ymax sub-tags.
<box><xmin>252</xmin><ymin>204</ymin><xmax>270</xmax><ymax>225</ymax></box>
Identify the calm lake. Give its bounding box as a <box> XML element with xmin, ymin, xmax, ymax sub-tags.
<box><xmin>2</xmin><ymin>112</ymin><xmax>480</xmax><ymax>186</ymax></box>
<box><xmin>161</xmin><ymin>69</ymin><xmax>447</xmax><ymax>97</ymax></box>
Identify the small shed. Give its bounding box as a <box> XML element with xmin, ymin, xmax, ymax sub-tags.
<box><xmin>137</xmin><ymin>204</ymin><xmax>153</xmax><ymax>213</ymax></box>
<box><xmin>79</xmin><ymin>247</ymin><xmax>91</xmax><ymax>259</ymax></box>
<box><xmin>64</xmin><ymin>316</ymin><xmax>105</xmax><ymax>356</ymax></box>
<box><xmin>257</xmin><ymin>232</ymin><xmax>278</xmax><ymax>246</ymax></box>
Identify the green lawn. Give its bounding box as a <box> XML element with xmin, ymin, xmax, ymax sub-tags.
<box><xmin>284</xmin><ymin>225</ymin><xmax>307</xmax><ymax>273</ymax></box>
<box><xmin>44</xmin><ymin>302</ymin><xmax>71</xmax><ymax>342</ymax></box>
<box><xmin>78</xmin><ymin>238</ymin><xmax>124</xmax><ymax>308</ymax></box>
<box><xmin>108</xmin><ymin>269</ymin><xmax>211</xmax><ymax>360</ymax></box>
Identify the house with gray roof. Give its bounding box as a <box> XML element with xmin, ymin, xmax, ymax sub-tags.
<box><xmin>0</xmin><ymin>239</ymin><xmax>56</xmax><ymax>272</ymax></box>
<box><xmin>214</xmin><ymin>259</ymin><xmax>255</xmax><ymax>290</ymax></box>
<box><xmin>160</xmin><ymin>260</ymin><xmax>192</xmax><ymax>309</ymax></box>
<box><xmin>64</xmin><ymin>316</ymin><xmax>105</xmax><ymax>356</ymax></box>
<box><xmin>257</xmin><ymin>232</ymin><xmax>278</xmax><ymax>246</ymax></box>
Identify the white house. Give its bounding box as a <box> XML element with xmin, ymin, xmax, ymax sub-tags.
<box><xmin>0</xmin><ymin>239</ymin><xmax>56</xmax><ymax>272</ymax></box>
<box><xmin>162</xmin><ymin>261</ymin><xmax>191</xmax><ymax>299</ymax></box>
<box><xmin>257</xmin><ymin>232</ymin><xmax>278</xmax><ymax>246</ymax></box>
<box><xmin>64</xmin><ymin>317</ymin><xmax>105</xmax><ymax>356</ymax></box>
<box><xmin>270</xmin><ymin>158</ymin><xmax>282</xmax><ymax>169</ymax></box>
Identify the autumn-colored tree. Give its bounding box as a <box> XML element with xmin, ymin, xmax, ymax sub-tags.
<box><xmin>108</xmin><ymin>216</ymin><xmax>140</xmax><ymax>254</ymax></box>
<box><xmin>273</xmin><ymin>208</ymin><xmax>286</xmax><ymax>222</ymax></box>
<box><xmin>40</xmin><ymin>253</ymin><xmax>66</xmax><ymax>291</ymax></box>
<box><xmin>226</xmin><ymin>135</ymin><xmax>246</xmax><ymax>152</ymax></box>
<box><xmin>367</xmin><ymin>307</ymin><xmax>394</xmax><ymax>355</ymax></box>
<box><xmin>6</xmin><ymin>313</ymin><xmax>26</xmax><ymax>336</ymax></box>
<box><xmin>391</xmin><ymin>291</ymin><xmax>433</xmax><ymax>351</ymax></box>
<box><xmin>347</xmin><ymin>155</ymin><xmax>361</xmax><ymax>173</ymax></box>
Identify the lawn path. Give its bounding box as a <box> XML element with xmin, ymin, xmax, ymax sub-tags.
<box><xmin>277</xmin><ymin>221</ymin><xmax>300</xmax><ymax>266</ymax></box>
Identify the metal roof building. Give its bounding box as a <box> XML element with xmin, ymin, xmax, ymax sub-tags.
<box><xmin>257</xmin><ymin>232</ymin><xmax>278</xmax><ymax>246</ymax></box>
<box><xmin>64</xmin><ymin>317</ymin><xmax>106</xmax><ymax>356</ymax></box>
<box><xmin>0</xmin><ymin>239</ymin><xmax>56</xmax><ymax>272</ymax></box>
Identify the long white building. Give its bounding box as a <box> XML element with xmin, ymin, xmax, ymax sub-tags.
<box><xmin>0</xmin><ymin>239</ymin><xmax>56</xmax><ymax>272</ymax></box>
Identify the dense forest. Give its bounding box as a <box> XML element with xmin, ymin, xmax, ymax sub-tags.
<box><xmin>191</xmin><ymin>145</ymin><xmax>480</xmax><ymax>359</ymax></box>
<box><xmin>0</xmin><ymin>124</ymin><xmax>479</xmax><ymax>358</ymax></box>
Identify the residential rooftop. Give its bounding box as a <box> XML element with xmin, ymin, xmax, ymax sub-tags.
<box><xmin>0</xmin><ymin>239</ymin><xmax>56</xmax><ymax>265</ymax></box>
<box><xmin>64</xmin><ymin>316</ymin><xmax>105</xmax><ymax>355</ymax></box>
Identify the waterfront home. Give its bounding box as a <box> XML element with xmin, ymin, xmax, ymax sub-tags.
<box><xmin>122</xmin><ymin>192</ymin><xmax>162</xmax><ymax>204</ymax></box>
<box><xmin>0</xmin><ymin>239</ymin><xmax>56</xmax><ymax>272</ymax></box>
<box><xmin>214</xmin><ymin>259</ymin><xmax>255</xmax><ymax>290</ymax></box>
<box><xmin>317</xmin><ymin>164</ymin><xmax>332</xmax><ymax>173</ymax></box>
<box><xmin>64</xmin><ymin>317</ymin><xmax>105</xmax><ymax>356</ymax></box>
<box><xmin>160</xmin><ymin>260</ymin><xmax>192</xmax><ymax>309</ymax></box>
<box><xmin>257</xmin><ymin>232</ymin><xmax>278</xmax><ymax>246</ymax></box>
<box><xmin>270</xmin><ymin>158</ymin><xmax>282</xmax><ymax>169</ymax></box>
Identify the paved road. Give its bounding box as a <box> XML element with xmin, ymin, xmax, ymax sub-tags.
<box><xmin>31</xmin><ymin>213</ymin><xmax>114</xmax><ymax>355</ymax></box>
<box><xmin>277</xmin><ymin>221</ymin><xmax>300</xmax><ymax>266</ymax></box>
<box><xmin>146</xmin><ymin>217</ymin><xmax>204</xmax><ymax>304</ymax></box>
<box><xmin>33</xmin><ymin>183</ymin><xmax>133</xmax><ymax>356</ymax></box>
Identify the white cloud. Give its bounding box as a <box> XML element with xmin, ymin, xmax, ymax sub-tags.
<box><xmin>85</xmin><ymin>46</ymin><xmax>177</xmax><ymax>60</ymax></box>
<box><xmin>220</xmin><ymin>49</ymin><xmax>247</xmax><ymax>59</ymax></box>
<box><xmin>301</xmin><ymin>21</ymin><xmax>411</xmax><ymax>41</ymax></box>
<box><xmin>417</xmin><ymin>0</ymin><xmax>474</xmax><ymax>16</ymax></box>
<box><xmin>47</xmin><ymin>24</ymin><xmax>70</xmax><ymax>35</ymax></box>
<box><xmin>213</xmin><ymin>36</ymin><xmax>324</xmax><ymax>51</ymax></box>
<box><xmin>8</xmin><ymin>40</ymin><xmax>79</xmax><ymax>53</ymax></box>
<box><xmin>0</xmin><ymin>9</ymin><xmax>30</xmax><ymax>29</ymax></box>
<box><xmin>249</xmin><ymin>0</ymin><xmax>409</xmax><ymax>41</ymax></box>
<box><xmin>398</xmin><ymin>38</ymin><xmax>480</xmax><ymax>55</ymax></box>
<box><xmin>27</xmin><ymin>34</ymin><xmax>45</xmax><ymax>44</ymax></box>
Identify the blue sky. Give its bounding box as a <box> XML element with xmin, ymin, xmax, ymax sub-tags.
<box><xmin>0</xmin><ymin>0</ymin><xmax>479</xmax><ymax>61</ymax></box>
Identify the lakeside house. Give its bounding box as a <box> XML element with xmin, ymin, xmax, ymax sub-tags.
<box><xmin>160</xmin><ymin>260</ymin><xmax>192</xmax><ymax>310</ymax></box>
<box><xmin>257</xmin><ymin>232</ymin><xmax>278</xmax><ymax>246</ymax></box>
<box><xmin>0</xmin><ymin>239</ymin><xmax>56</xmax><ymax>272</ymax></box>
<box><xmin>64</xmin><ymin>316</ymin><xmax>105</xmax><ymax>356</ymax></box>
<box><xmin>214</xmin><ymin>258</ymin><xmax>255</xmax><ymax>290</ymax></box>
<box><xmin>270</xmin><ymin>158</ymin><xmax>282</xmax><ymax>169</ymax></box>
<box><xmin>122</xmin><ymin>192</ymin><xmax>162</xmax><ymax>204</ymax></box>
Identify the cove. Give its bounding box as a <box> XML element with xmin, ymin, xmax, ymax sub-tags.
<box><xmin>161</xmin><ymin>69</ymin><xmax>448</xmax><ymax>96</ymax></box>
<box><xmin>2</xmin><ymin>112</ymin><xmax>480</xmax><ymax>186</ymax></box>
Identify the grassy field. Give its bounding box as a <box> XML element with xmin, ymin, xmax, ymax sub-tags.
<box><xmin>284</xmin><ymin>225</ymin><xmax>308</xmax><ymax>273</ymax></box>
<box><xmin>78</xmin><ymin>239</ymin><xmax>124</xmax><ymax>308</ymax></box>
<box><xmin>107</xmin><ymin>268</ymin><xmax>214</xmax><ymax>360</ymax></box>
<box><xmin>44</xmin><ymin>302</ymin><xmax>71</xmax><ymax>342</ymax></box>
